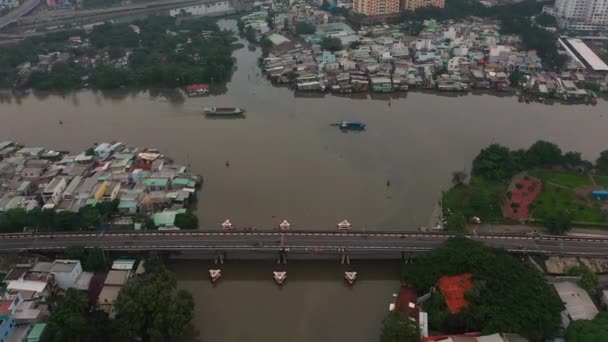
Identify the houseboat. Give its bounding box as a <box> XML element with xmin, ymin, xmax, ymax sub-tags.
<box><xmin>204</xmin><ymin>107</ymin><xmax>245</xmax><ymax>116</ymax></box>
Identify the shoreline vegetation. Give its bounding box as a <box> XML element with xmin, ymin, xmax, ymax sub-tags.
<box><xmin>443</xmin><ymin>140</ymin><xmax>608</xmax><ymax>233</ymax></box>
<box><xmin>0</xmin><ymin>16</ymin><xmax>238</xmax><ymax>91</ymax></box>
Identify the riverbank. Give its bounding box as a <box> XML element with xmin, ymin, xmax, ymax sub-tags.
<box><xmin>251</xmin><ymin>14</ymin><xmax>605</xmax><ymax>105</ymax></box>
<box><xmin>0</xmin><ymin>140</ymin><xmax>202</xmax><ymax>232</ymax></box>
<box><xmin>1</xmin><ymin>16</ymin><xmax>237</xmax><ymax>91</ymax></box>
<box><xmin>442</xmin><ymin>142</ymin><xmax>608</xmax><ymax>232</ymax></box>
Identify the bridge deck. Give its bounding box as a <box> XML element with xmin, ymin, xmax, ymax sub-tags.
<box><xmin>0</xmin><ymin>231</ymin><xmax>607</xmax><ymax>256</ymax></box>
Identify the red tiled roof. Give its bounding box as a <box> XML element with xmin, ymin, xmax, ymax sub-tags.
<box><xmin>186</xmin><ymin>84</ymin><xmax>209</xmax><ymax>91</ymax></box>
<box><xmin>438</xmin><ymin>273</ymin><xmax>474</xmax><ymax>314</ymax></box>
<box><xmin>0</xmin><ymin>300</ymin><xmax>13</xmax><ymax>314</ymax></box>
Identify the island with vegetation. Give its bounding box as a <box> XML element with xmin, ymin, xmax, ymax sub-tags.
<box><xmin>443</xmin><ymin>140</ymin><xmax>608</xmax><ymax>233</ymax></box>
<box><xmin>0</xmin><ymin>16</ymin><xmax>238</xmax><ymax>91</ymax></box>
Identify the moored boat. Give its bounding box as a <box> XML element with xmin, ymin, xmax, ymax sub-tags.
<box><xmin>338</xmin><ymin>121</ymin><xmax>366</xmax><ymax>131</ymax></box>
<box><xmin>204</xmin><ymin>107</ymin><xmax>245</xmax><ymax>116</ymax></box>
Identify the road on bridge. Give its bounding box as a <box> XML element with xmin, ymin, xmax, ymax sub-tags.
<box><xmin>0</xmin><ymin>231</ymin><xmax>607</xmax><ymax>256</ymax></box>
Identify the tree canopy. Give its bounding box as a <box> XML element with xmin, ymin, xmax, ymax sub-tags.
<box><xmin>42</xmin><ymin>289</ymin><xmax>125</xmax><ymax>342</ymax></box>
<box><xmin>472</xmin><ymin>144</ymin><xmax>518</xmax><ymax>181</ymax></box>
<box><xmin>402</xmin><ymin>236</ymin><xmax>562</xmax><ymax>340</ymax></box>
<box><xmin>114</xmin><ymin>263</ymin><xmax>194</xmax><ymax>342</ymax></box>
<box><xmin>567</xmin><ymin>313</ymin><xmax>608</xmax><ymax>342</ymax></box>
<box><xmin>320</xmin><ymin>36</ymin><xmax>343</xmax><ymax>52</ymax></box>
<box><xmin>175</xmin><ymin>211</ymin><xmax>198</xmax><ymax>229</ymax></box>
<box><xmin>568</xmin><ymin>266</ymin><xmax>598</xmax><ymax>295</ymax></box>
<box><xmin>596</xmin><ymin>150</ymin><xmax>608</xmax><ymax>172</ymax></box>
<box><xmin>543</xmin><ymin>210</ymin><xmax>573</xmax><ymax>235</ymax></box>
<box><xmin>295</xmin><ymin>22</ymin><xmax>316</xmax><ymax>35</ymax></box>
<box><xmin>380</xmin><ymin>310</ymin><xmax>419</xmax><ymax>342</ymax></box>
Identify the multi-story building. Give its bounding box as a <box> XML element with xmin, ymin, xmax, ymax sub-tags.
<box><xmin>553</xmin><ymin>0</ymin><xmax>608</xmax><ymax>30</ymax></box>
<box><xmin>402</xmin><ymin>0</ymin><xmax>445</xmax><ymax>11</ymax></box>
<box><xmin>352</xmin><ymin>0</ymin><xmax>400</xmax><ymax>16</ymax></box>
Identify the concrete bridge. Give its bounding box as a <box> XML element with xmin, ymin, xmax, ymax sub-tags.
<box><xmin>1</xmin><ymin>230</ymin><xmax>607</xmax><ymax>259</ymax></box>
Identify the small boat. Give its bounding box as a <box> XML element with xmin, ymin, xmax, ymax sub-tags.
<box><xmin>204</xmin><ymin>107</ymin><xmax>245</xmax><ymax>116</ymax></box>
<box><xmin>344</xmin><ymin>271</ymin><xmax>357</xmax><ymax>285</ymax></box>
<box><xmin>209</xmin><ymin>269</ymin><xmax>222</xmax><ymax>283</ymax></box>
<box><xmin>338</xmin><ymin>121</ymin><xmax>366</xmax><ymax>131</ymax></box>
<box><xmin>273</xmin><ymin>271</ymin><xmax>287</xmax><ymax>285</ymax></box>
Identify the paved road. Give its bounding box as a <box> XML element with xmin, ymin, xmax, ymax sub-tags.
<box><xmin>1</xmin><ymin>231</ymin><xmax>608</xmax><ymax>256</ymax></box>
<box><xmin>0</xmin><ymin>0</ymin><xmax>40</xmax><ymax>30</ymax></box>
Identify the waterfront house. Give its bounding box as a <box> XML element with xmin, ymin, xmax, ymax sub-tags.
<box><xmin>142</xmin><ymin>178</ymin><xmax>170</xmax><ymax>191</ymax></box>
<box><xmin>42</xmin><ymin>177</ymin><xmax>67</xmax><ymax>206</ymax></box>
<box><xmin>0</xmin><ymin>313</ymin><xmax>16</xmax><ymax>341</ymax></box>
<box><xmin>102</xmin><ymin>182</ymin><xmax>121</xmax><ymax>202</ymax></box>
<box><xmin>48</xmin><ymin>260</ymin><xmax>82</xmax><ymax>290</ymax></box>
<box><xmin>62</xmin><ymin>176</ymin><xmax>82</xmax><ymax>201</ymax></box>
<box><xmin>27</xmin><ymin>323</ymin><xmax>47</xmax><ymax>342</ymax></box>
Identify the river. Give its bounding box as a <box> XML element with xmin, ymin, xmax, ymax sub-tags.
<box><xmin>1</xmin><ymin>19</ymin><xmax>608</xmax><ymax>341</ymax></box>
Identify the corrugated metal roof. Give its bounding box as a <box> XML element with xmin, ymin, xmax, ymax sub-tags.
<box><xmin>567</xmin><ymin>38</ymin><xmax>608</xmax><ymax>71</ymax></box>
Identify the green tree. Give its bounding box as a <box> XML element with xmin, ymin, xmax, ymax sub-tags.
<box><xmin>245</xmin><ymin>26</ymin><xmax>257</xmax><ymax>42</ymax></box>
<box><xmin>42</xmin><ymin>289</ymin><xmax>125</xmax><ymax>342</ymax></box>
<box><xmin>535</xmin><ymin>13</ymin><xmax>557</xmax><ymax>26</ymax></box>
<box><xmin>568</xmin><ymin>266</ymin><xmax>599</xmax><ymax>295</ymax></box>
<box><xmin>451</xmin><ymin>171</ymin><xmax>467</xmax><ymax>186</ymax></box>
<box><xmin>295</xmin><ymin>22</ymin><xmax>316</xmax><ymax>35</ymax></box>
<box><xmin>596</xmin><ymin>150</ymin><xmax>608</xmax><ymax>171</ymax></box>
<box><xmin>380</xmin><ymin>310</ymin><xmax>419</xmax><ymax>342</ymax></box>
<box><xmin>543</xmin><ymin>210</ymin><xmax>572</xmax><ymax>235</ymax></box>
<box><xmin>567</xmin><ymin>313</ymin><xmax>608</xmax><ymax>342</ymax></box>
<box><xmin>472</xmin><ymin>144</ymin><xmax>518</xmax><ymax>181</ymax></box>
<box><xmin>320</xmin><ymin>36</ymin><xmax>342</xmax><ymax>52</ymax></box>
<box><xmin>445</xmin><ymin>212</ymin><xmax>467</xmax><ymax>232</ymax></box>
<box><xmin>114</xmin><ymin>265</ymin><xmax>194</xmax><ymax>342</ymax></box>
<box><xmin>525</xmin><ymin>140</ymin><xmax>563</xmax><ymax>168</ymax></box>
<box><xmin>79</xmin><ymin>206</ymin><xmax>101</xmax><ymax>229</ymax></box>
<box><xmin>175</xmin><ymin>211</ymin><xmax>198</xmax><ymax>229</ymax></box>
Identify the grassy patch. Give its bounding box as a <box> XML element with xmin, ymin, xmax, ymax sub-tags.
<box><xmin>442</xmin><ymin>177</ymin><xmax>507</xmax><ymax>222</ymax></box>
<box><xmin>528</xmin><ymin>169</ymin><xmax>591</xmax><ymax>188</ymax></box>
<box><xmin>594</xmin><ymin>175</ymin><xmax>608</xmax><ymax>189</ymax></box>
<box><xmin>531</xmin><ymin>183</ymin><xmax>606</xmax><ymax>222</ymax></box>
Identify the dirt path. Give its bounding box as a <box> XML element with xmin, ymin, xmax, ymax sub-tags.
<box><xmin>589</xmin><ymin>173</ymin><xmax>598</xmax><ymax>187</ymax></box>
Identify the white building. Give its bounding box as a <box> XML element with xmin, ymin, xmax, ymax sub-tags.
<box><xmin>42</xmin><ymin>177</ymin><xmax>67</xmax><ymax>205</ymax></box>
<box><xmin>554</xmin><ymin>0</ymin><xmax>608</xmax><ymax>30</ymax></box>
<box><xmin>554</xmin><ymin>281</ymin><xmax>599</xmax><ymax>327</ymax></box>
<box><xmin>49</xmin><ymin>260</ymin><xmax>83</xmax><ymax>290</ymax></box>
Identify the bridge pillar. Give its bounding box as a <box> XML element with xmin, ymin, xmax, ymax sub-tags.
<box><xmin>277</xmin><ymin>249</ymin><xmax>287</xmax><ymax>265</ymax></box>
<box><xmin>340</xmin><ymin>249</ymin><xmax>350</xmax><ymax>265</ymax></box>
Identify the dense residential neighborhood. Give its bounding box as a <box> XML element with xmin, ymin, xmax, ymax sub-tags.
<box><xmin>0</xmin><ymin>141</ymin><xmax>202</xmax><ymax>231</ymax></box>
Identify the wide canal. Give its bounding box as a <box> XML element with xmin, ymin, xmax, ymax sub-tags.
<box><xmin>1</xmin><ymin>19</ymin><xmax>608</xmax><ymax>341</ymax></box>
